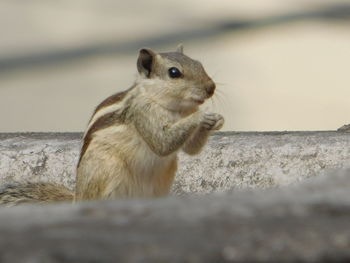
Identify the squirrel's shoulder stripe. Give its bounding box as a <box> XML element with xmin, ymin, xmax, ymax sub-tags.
<box><xmin>85</xmin><ymin>86</ymin><xmax>135</xmax><ymax>136</ymax></box>
<box><xmin>79</xmin><ymin>86</ymin><xmax>135</xmax><ymax>166</ymax></box>
<box><xmin>93</xmin><ymin>88</ymin><xmax>129</xmax><ymax>115</ymax></box>
<box><xmin>79</xmin><ymin>111</ymin><xmax>124</xmax><ymax>166</ymax></box>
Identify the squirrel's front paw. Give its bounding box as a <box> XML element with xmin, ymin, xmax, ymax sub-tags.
<box><xmin>200</xmin><ymin>113</ymin><xmax>224</xmax><ymax>131</ymax></box>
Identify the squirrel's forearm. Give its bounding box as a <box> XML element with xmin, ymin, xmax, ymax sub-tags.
<box><xmin>182</xmin><ymin>127</ymin><xmax>210</xmax><ymax>155</ymax></box>
<box><xmin>134</xmin><ymin>106</ymin><xmax>201</xmax><ymax>156</ymax></box>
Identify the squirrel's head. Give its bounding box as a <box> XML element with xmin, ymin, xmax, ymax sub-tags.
<box><xmin>136</xmin><ymin>45</ymin><xmax>216</xmax><ymax>113</ymax></box>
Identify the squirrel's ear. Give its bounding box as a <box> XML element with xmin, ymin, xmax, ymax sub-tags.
<box><xmin>137</xmin><ymin>48</ymin><xmax>156</xmax><ymax>77</ymax></box>
<box><xmin>176</xmin><ymin>44</ymin><xmax>184</xmax><ymax>54</ymax></box>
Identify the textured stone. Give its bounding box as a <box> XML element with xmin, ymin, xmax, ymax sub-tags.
<box><xmin>0</xmin><ymin>132</ymin><xmax>350</xmax><ymax>194</ymax></box>
<box><xmin>0</xmin><ymin>168</ymin><xmax>349</xmax><ymax>263</ymax></box>
<box><xmin>338</xmin><ymin>124</ymin><xmax>350</xmax><ymax>132</ymax></box>
<box><xmin>0</xmin><ymin>133</ymin><xmax>80</xmax><ymax>190</ymax></box>
<box><xmin>175</xmin><ymin>131</ymin><xmax>350</xmax><ymax>194</ymax></box>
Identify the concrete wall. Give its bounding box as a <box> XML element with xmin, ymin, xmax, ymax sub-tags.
<box><xmin>1</xmin><ymin>131</ymin><xmax>349</xmax><ymax>193</ymax></box>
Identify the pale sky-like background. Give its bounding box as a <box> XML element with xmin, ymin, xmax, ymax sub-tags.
<box><xmin>0</xmin><ymin>0</ymin><xmax>349</xmax><ymax>132</ymax></box>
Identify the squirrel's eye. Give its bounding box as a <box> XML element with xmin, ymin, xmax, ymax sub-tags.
<box><xmin>168</xmin><ymin>67</ymin><xmax>182</xmax><ymax>78</ymax></box>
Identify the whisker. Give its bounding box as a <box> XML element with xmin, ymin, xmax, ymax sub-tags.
<box><xmin>211</xmin><ymin>87</ymin><xmax>232</xmax><ymax>113</ymax></box>
<box><xmin>211</xmin><ymin>70</ymin><xmax>221</xmax><ymax>80</ymax></box>
<box><xmin>214</xmin><ymin>86</ymin><xmax>229</xmax><ymax>98</ymax></box>
<box><xmin>211</xmin><ymin>71</ymin><xmax>223</xmax><ymax>83</ymax></box>
<box><xmin>210</xmin><ymin>97</ymin><xmax>216</xmax><ymax>111</ymax></box>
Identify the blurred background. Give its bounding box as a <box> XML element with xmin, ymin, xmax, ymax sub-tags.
<box><xmin>0</xmin><ymin>0</ymin><xmax>349</xmax><ymax>132</ymax></box>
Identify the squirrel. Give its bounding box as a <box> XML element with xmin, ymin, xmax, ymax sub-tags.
<box><xmin>0</xmin><ymin>45</ymin><xmax>224</xmax><ymax>206</ymax></box>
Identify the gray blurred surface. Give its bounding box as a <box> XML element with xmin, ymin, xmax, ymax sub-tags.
<box><xmin>1</xmin><ymin>132</ymin><xmax>350</xmax><ymax>193</ymax></box>
<box><xmin>0</xmin><ymin>168</ymin><xmax>349</xmax><ymax>262</ymax></box>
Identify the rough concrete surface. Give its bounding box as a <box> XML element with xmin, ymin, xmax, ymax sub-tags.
<box><xmin>0</xmin><ymin>168</ymin><xmax>349</xmax><ymax>263</ymax></box>
<box><xmin>0</xmin><ymin>133</ymin><xmax>80</xmax><ymax>190</ymax></box>
<box><xmin>338</xmin><ymin>123</ymin><xmax>350</xmax><ymax>132</ymax></box>
<box><xmin>0</xmin><ymin>132</ymin><xmax>350</xmax><ymax>194</ymax></box>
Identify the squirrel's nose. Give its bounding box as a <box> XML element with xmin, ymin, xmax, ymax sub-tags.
<box><xmin>206</xmin><ymin>82</ymin><xmax>216</xmax><ymax>97</ymax></box>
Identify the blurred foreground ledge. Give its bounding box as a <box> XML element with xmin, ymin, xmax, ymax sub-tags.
<box><xmin>0</xmin><ymin>168</ymin><xmax>349</xmax><ymax>262</ymax></box>
<box><xmin>0</xmin><ymin>132</ymin><xmax>350</xmax><ymax>262</ymax></box>
<box><xmin>0</xmin><ymin>131</ymin><xmax>349</xmax><ymax>193</ymax></box>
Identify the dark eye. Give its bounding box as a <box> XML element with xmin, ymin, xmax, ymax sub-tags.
<box><xmin>168</xmin><ymin>67</ymin><xmax>182</xmax><ymax>78</ymax></box>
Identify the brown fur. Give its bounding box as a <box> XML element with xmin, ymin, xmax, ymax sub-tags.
<box><xmin>79</xmin><ymin>110</ymin><xmax>124</xmax><ymax>165</ymax></box>
<box><xmin>0</xmin><ymin>183</ymin><xmax>73</xmax><ymax>207</ymax></box>
<box><xmin>75</xmin><ymin>47</ymin><xmax>224</xmax><ymax>201</ymax></box>
<box><xmin>92</xmin><ymin>86</ymin><xmax>135</xmax><ymax>116</ymax></box>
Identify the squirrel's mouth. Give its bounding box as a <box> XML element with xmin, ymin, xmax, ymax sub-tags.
<box><xmin>192</xmin><ymin>99</ymin><xmax>205</xmax><ymax>105</ymax></box>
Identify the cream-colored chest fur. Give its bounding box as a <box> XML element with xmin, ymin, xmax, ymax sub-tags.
<box><xmin>90</xmin><ymin>123</ymin><xmax>178</xmax><ymax>197</ymax></box>
<box><xmin>129</xmin><ymin>134</ymin><xmax>177</xmax><ymax>196</ymax></box>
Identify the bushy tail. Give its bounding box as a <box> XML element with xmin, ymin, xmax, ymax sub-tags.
<box><xmin>0</xmin><ymin>182</ymin><xmax>74</xmax><ymax>207</ymax></box>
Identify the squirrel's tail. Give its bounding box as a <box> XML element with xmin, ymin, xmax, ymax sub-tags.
<box><xmin>0</xmin><ymin>182</ymin><xmax>74</xmax><ymax>207</ymax></box>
